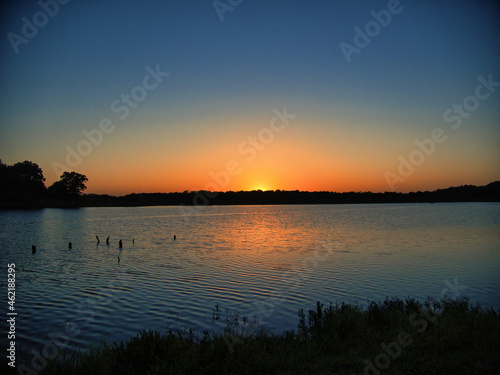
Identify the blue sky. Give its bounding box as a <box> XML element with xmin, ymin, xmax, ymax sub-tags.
<box><xmin>1</xmin><ymin>0</ymin><xmax>499</xmax><ymax>194</ymax></box>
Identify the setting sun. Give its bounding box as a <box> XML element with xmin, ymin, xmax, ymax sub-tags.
<box><xmin>242</xmin><ymin>171</ymin><xmax>279</xmax><ymax>192</ymax></box>
<box><xmin>1</xmin><ymin>1</ymin><xmax>499</xmax><ymax>373</ymax></box>
<box><xmin>249</xmin><ymin>184</ymin><xmax>272</xmax><ymax>192</ymax></box>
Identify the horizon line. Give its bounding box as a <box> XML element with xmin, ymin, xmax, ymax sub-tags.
<box><xmin>85</xmin><ymin>180</ymin><xmax>499</xmax><ymax>198</ymax></box>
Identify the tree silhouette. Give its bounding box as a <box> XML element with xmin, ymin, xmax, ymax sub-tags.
<box><xmin>12</xmin><ymin>161</ymin><xmax>46</xmax><ymax>199</ymax></box>
<box><xmin>48</xmin><ymin>171</ymin><xmax>88</xmax><ymax>200</ymax></box>
<box><xmin>0</xmin><ymin>160</ymin><xmax>46</xmax><ymax>203</ymax></box>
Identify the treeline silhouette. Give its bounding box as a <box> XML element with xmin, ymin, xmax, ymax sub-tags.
<box><xmin>0</xmin><ymin>160</ymin><xmax>87</xmax><ymax>208</ymax></box>
<box><xmin>0</xmin><ymin>159</ymin><xmax>499</xmax><ymax>208</ymax></box>
<box><xmin>83</xmin><ymin>182</ymin><xmax>500</xmax><ymax>207</ymax></box>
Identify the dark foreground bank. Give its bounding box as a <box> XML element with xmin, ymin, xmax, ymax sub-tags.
<box><xmin>11</xmin><ymin>297</ymin><xmax>500</xmax><ymax>375</ymax></box>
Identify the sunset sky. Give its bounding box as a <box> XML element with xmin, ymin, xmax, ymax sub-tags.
<box><xmin>1</xmin><ymin>0</ymin><xmax>499</xmax><ymax>195</ymax></box>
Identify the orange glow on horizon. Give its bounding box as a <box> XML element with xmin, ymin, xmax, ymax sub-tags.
<box><xmin>59</xmin><ymin>115</ymin><xmax>499</xmax><ymax>197</ymax></box>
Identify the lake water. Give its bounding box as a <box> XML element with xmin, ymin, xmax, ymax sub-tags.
<box><xmin>1</xmin><ymin>203</ymin><xmax>499</xmax><ymax>360</ymax></box>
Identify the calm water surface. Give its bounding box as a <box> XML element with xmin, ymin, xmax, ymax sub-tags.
<box><xmin>0</xmin><ymin>203</ymin><xmax>499</xmax><ymax>356</ymax></box>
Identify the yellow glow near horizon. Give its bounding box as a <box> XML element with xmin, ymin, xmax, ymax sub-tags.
<box><xmin>249</xmin><ymin>183</ymin><xmax>272</xmax><ymax>192</ymax></box>
<box><xmin>238</xmin><ymin>168</ymin><xmax>281</xmax><ymax>192</ymax></box>
<box><xmin>55</xmin><ymin>112</ymin><xmax>499</xmax><ymax>196</ymax></box>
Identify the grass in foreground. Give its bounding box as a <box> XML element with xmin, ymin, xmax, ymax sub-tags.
<box><xmin>27</xmin><ymin>297</ymin><xmax>500</xmax><ymax>374</ymax></box>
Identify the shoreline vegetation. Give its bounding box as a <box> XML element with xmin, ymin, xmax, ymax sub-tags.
<box><xmin>12</xmin><ymin>296</ymin><xmax>500</xmax><ymax>375</ymax></box>
<box><xmin>1</xmin><ymin>159</ymin><xmax>499</xmax><ymax>208</ymax></box>
<box><xmin>3</xmin><ymin>183</ymin><xmax>500</xmax><ymax>210</ymax></box>
<box><xmin>72</xmin><ymin>181</ymin><xmax>500</xmax><ymax>208</ymax></box>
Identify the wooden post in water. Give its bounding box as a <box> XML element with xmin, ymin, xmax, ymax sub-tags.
<box><xmin>31</xmin><ymin>245</ymin><xmax>36</xmax><ymax>254</ymax></box>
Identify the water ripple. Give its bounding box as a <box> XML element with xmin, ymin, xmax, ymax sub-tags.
<box><xmin>0</xmin><ymin>203</ymin><xmax>499</xmax><ymax>355</ymax></box>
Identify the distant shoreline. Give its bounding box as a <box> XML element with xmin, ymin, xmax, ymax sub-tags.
<box><xmin>2</xmin><ymin>181</ymin><xmax>499</xmax><ymax>209</ymax></box>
